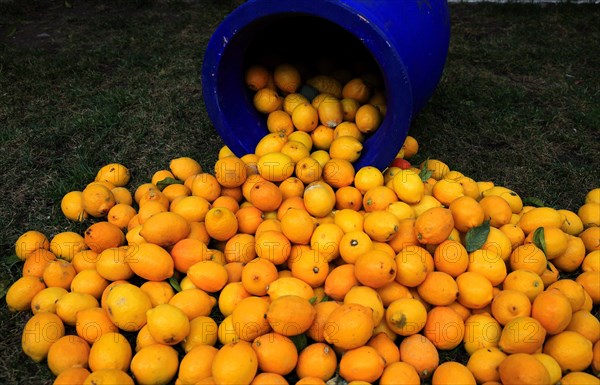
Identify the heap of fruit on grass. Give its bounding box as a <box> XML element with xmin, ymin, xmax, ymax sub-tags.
<box><xmin>5</xmin><ymin>61</ymin><xmax>600</xmax><ymax>385</ymax></box>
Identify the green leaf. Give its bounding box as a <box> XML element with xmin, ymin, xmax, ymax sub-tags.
<box><xmin>533</xmin><ymin>227</ymin><xmax>547</xmax><ymax>255</ymax></box>
<box><xmin>5</xmin><ymin>254</ymin><xmax>21</xmax><ymax>267</ymax></box>
<box><xmin>465</xmin><ymin>220</ymin><xmax>491</xmax><ymax>252</ymax></box>
<box><xmin>308</xmin><ymin>296</ymin><xmax>318</xmax><ymax>305</ymax></box>
<box><xmin>523</xmin><ymin>197</ymin><xmax>546</xmax><ymax>207</ymax></box>
<box><xmin>156</xmin><ymin>177</ymin><xmax>183</xmax><ymax>191</ymax></box>
<box><xmin>168</xmin><ymin>276</ymin><xmax>182</xmax><ymax>292</ymax></box>
<box><xmin>320</xmin><ymin>295</ymin><xmax>330</xmax><ymax>303</ymax></box>
<box><xmin>290</xmin><ymin>334</ymin><xmax>308</xmax><ymax>352</ymax></box>
<box><xmin>419</xmin><ymin>159</ymin><xmax>433</xmax><ymax>182</ymax></box>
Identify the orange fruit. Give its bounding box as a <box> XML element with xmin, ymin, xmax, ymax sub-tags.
<box><xmin>579</xmin><ymin>202</ymin><xmax>600</xmax><ymax>227</ymax></box>
<box><xmin>384</xmin><ymin>219</ymin><xmax>419</xmax><ymax>254</ymax></box>
<box><xmin>367</xmin><ymin>332</ymin><xmax>400</xmax><ymax>366</ymax></box>
<box><xmin>531</xmin><ymin>289</ymin><xmax>573</xmax><ymax>335</ymax></box>
<box><xmin>241</xmin><ymin>258</ymin><xmax>279</xmax><ymax>296</ymax></box>
<box><xmin>324</xmin><ymin>303</ymin><xmax>374</xmax><ymax>350</ymax></box>
<box><xmin>280</xmin><ymin>208</ymin><xmax>315</xmax><ymax>245</ymax></box>
<box><xmin>546</xmin><ymin>279</ymin><xmax>586</xmax><ymax>312</ymax></box>
<box><xmin>236</xmin><ymin>206</ymin><xmax>265</xmax><ymax>235</ymax></box>
<box><xmin>466</xmin><ymin>347</ymin><xmax>507</xmax><ymax>384</ymax></box>
<box><xmin>125</xmin><ymin>242</ymin><xmax>174</xmax><ymax>281</ymax></box>
<box><xmin>232</xmin><ymin>296</ymin><xmax>271</xmax><ymax>342</ymax></box>
<box><xmin>168</xmin><ymin>288</ymin><xmax>216</xmax><ymax>320</ymax></box>
<box><xmin>339</xmin><ymin>346</ymin><xmax>385</xmax><ymax>383</ymax></box>
<box><xmin>252</xmin><ymin>332</ymin><xmax>298</xmax><ymax>375</ymax></box>
<box><xmin>417</xmin><ymin>271</ymin><xmax>459</xmax><ymax>306</ymax></box>
<box><xmin>50</xmin><ymin>231</ymin><xmax>87</xmax><ymax>262</ymax></box>
<box><xmin>187</xmin><ymin>260</ymin><xmax>228</xmax><ymax>293</ymax></box>
<box><xmin>251</xmin><ymin>373</ymin><xmax>288</xmax><ymax>385</ymax></box>
<box><xmin>88</xmin><ymin>331</ymin><xmax>132</xmax><ymax>372</ymax></box>
<box><xmin>290</xmin><ymin>249</ymin><xmax>329</xmax><ymax>288</ymax></box>
<box><xmin>399</xmin><ymin>334</ymin><xmax>439</xmax><ymax>379</ymax></box>
<box><xmin>82</xmin><ymin>183</ymin><xmax>116</xmax><ymax>218</ymax></box>
<box><xmin>30</xmin><ymin>287</ymin><xmax>67</xmax><ymax>314</ymax></box>
<box><xmin>423</xmin><ymin>306</ymin><xmax>465</xmax><ymax>350</ymax></box>
<box><xmin>322</xmin><ymin>158</ymin><xmax>355</xmax><ymax>189</ymax></box>
<box><xmin>544</xmin><ymin>330</ymin><xmax>594</xmax><ymax>372</ymax></box>
<box><xmin>22</xmin><ymin>248</ymin><xmax>57</xmax><ymax>277</ymax></box>
<box><xmin>21</xmin><ymin>312</ymin><xmax>65</xmax><ymax>362</ymax></box>
<box><xmin>212</xmin><ymin>341</ymin><xmax>258</xmax><ymax>385</ymax></box>
<box><xmin>498</xmin><ymin>316</ymin><xmax>546</xmax><ymax>354</ymax></box>
<box><xmin>449</xmin><ymin>196</ymin><xmax>485</xmax><ymax>233</ymax></box>
<box><xmin>455</xmin><ymin>271</ymin><xmax>493</xmax><ymax>309</ymax></box>
<box><xmin>171</xmin><ymin>238</ymin><xmax>210</xmax><ymax>273</ymax></box>
<box><xmin>249</xmin><ymin>180</ymin><xmax>283</xmax><ymax>212</ymax></box>
<box><xmin>5</xmin><ymin>275</ymin><xmax>46</xmax><ymax>312</ymax></box>
<box><xmin>463</xmin><ymin>313</ymin><xmax>502</xmax><ymax>355</ymax></box>
<box><xmin>190</xmin><ymin>173</ymin><xmax>221</xmax><ymax>202</ymax></box>
<box><xmin>339</xmin><ymin>231</ymin><xmax>372</xmax><ymax>264</ymax></box>
<box><xmin>306</xmin><ymin>301</ymin><xmax>341</xmax><ymax>343</ymax></box>
<box><xmin>432</xmin><ymin>177</ymin><xmax>465</xmax><ymax>206</ymax></box>
<box><xmin>566</xmin><ymin>309</ymin><xmax>600</xmax><ymax>343</ymax></box>
<box><xmin>576</xmin><ymin>270</ymin><xmax>600</xmax><ymax>305</ymax></box>
<box><xmin>47</xmin><ymin>335</ymin><xmax>90</xmax><ymax>376</ymax></box>
<box><xmin>75</xmin><ymin>307</ymin><xmax>117</xmax><ymax>344</ymax></box>
<box><xmin>560</xmin><ymin>372</ymin><xmax>600</xmax><ymax>385</ymax></box>
<box><xmin>253</xmin><ymin>87</ymin><xmax>282</xmax><ymax>114</ymax></box>
<box><xmin>342</xmin><ymin>78</ymin><xmax>371</xmax><ymax>103</ymax></box>
<box><xmin>414</xmin><ymin>207</ymin><xmax>454</xmax><ymax>245</ymax></box>
<box><xmin>323</xmin><ymin>264</ymin><xmax>358</xmax><ymax>301</ymax></box>
<box><xmin>107</xmin><ymin>204</ymin><xmax>137</xmax><ymax>231</ymax></box>
<box><xmin>82</xmin><ymin>369</ymin><xmax>133</xmax><ymax>385</ymax></box>
<box><xmin>363</xmin><ymin>211</ymin><xmax>400</xmax><ymax>242</ymax></box>
<box><xmin>274</xmin><ymin>63</ymin><xmax>301</xmax><ymax>94</ymax></box>
<box><xmin>379</xmin><ymin>362</ymin><xmax>420</xmax><ymax>385</ymax></box>
<box><xmin>354</xmin><ymin>249</ymin><xmax>396</xmax><ymax>289</ymax></box>
<box><xmin>139</xmin><ymin>211</ymin><xmax>190</xmax><ymax>247</ymax></box>
<box><xmin>267</xmin><ymin>110</ymin><xmax>294</xmax><ymax>136</ymax></box>
<box><xmin>491</xmin><ymin>289</ymin><xmax>532</xmax><ymax>326</ymax></box>
<box><xmin>317</xmin><ymin>95</ymin><xmax>343</xmax><ymax>128</ymax></box>
<box><xmin>53</xmin><ymin>367</ymin><xmax>90</xmax><ymax>385</ymax></box>
<box><xmin>467</xmin><ymin>249</ymin><xmax>507</xmax><ymax>286</ymax></box>
<box><xmin>70</xmin><ymin>269</ymin><xmax>108</xmax><ymax>299</ymax></box>
<box><xmin>42</xmin><ymin>260</ymin><xmax>77</xmax><ymax>290</ymax></box>
<box><xmin>130</xmin><ymin>344</ymin><xmax>179</xmax><ymax>385</ymax></box>
<box><xmin>478</xmin><ymin>195</ymin><xmax>512</xmax><ymax>228</ymax></box>
<box><xmin>498</xmin><ymin>353</ymin><xmax>551</xmax><ymax>385</ymax></box>
<box><xmin>431</xmin><ymin>362</ymin><xmax>476</xmax><ymax>385</ymax></box>
<box><xmin>223</xmin><ymin>233</ymin><xmax>256</xmax><ymax>264</ymax></box>
<box><xmin>334</xmin><ymin>208</ymin><xmax>364</xmax><ymax>233</ymax></box>
<box><xmin>15</xmin><ymin>230</ymin><xmax>50</xmax><ymax>261</ymax></box>
<box><xmin>552</xmin><ymin>235</ymin><xmax>586</xmax><ymax>272</ymax></box>
<box><xmin>178</xmin><ymin>345</ymin><xmax>218</xmax><ymax>385</ymax></box>
<box><xmin>355</xmin><ymin>104</ymin><xmax>382</xmax><ymax>134</ymax></box>
<box><xmin>266</xmin><ymin>295</ymin><xmax>316</xmax><ymax>336</ymax></box>
<box><xmin>510</xmin><ymin>244</ymin><xmax>547</xmax><ymax>276</ymax></box>
<box><xmin>433</xmin><ymin>240</ymin><xmax>469</xmax><ymax>278</ymax></box>
<box><xmin>518</xmin><ymin>207</ymin><xmax>564</xmax><ymax>234</ymax></box>
<box><xmin>394</xmin><ymin>245</ymin><xmax>434</xmax><ymax>287</ymax></box>
<box><xmin>344</xmin><ymin>285</ymin><xmax>385</xmax><ymax>325</ymax></box>
<box><xmin>310</xmin><ymin>223</ymin><xmax>344</xmax><ymax>262</ymax></box>
<box><xmin>245</xmin><ymin>64</ymin><xmax>270</xmax><ymax>91</ymax></box>
<box><xmin>385</xmin><ymin>297</ymin><xmax>427</xmax><ymax>336</ymax></box>
<box><xmin>182</xmin><ymin>315</ymin><xmax>218</xmax><ymax>352</ymax></box>
<box><xmin>255</xmin><ymin>230</ymin><xmax>291</xmax><ymax>265</ymax></box>
<box><xmin>296</xmin><ymin>343</ymin><xmax>337</xmax><ymax>381</ymax></box>
<box><xmin>580</xmin><ymin>226</ymin><xmax>600</xmax><ymax>252</ymax></box>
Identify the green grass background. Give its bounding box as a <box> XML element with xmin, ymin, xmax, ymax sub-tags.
<box><xmin>0</xmin><ymin>1</ymin><xmax>599</xmax><ymax>384</ymax></box>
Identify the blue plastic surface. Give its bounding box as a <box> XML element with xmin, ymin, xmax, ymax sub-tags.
<box><xmin>201</xmin><ymin>0</ymin><xmax>450</xmax><ymax>170</ymax></box>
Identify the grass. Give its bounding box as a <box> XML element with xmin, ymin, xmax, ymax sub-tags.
<box><xmin>0</xmin><ymin>1</ymin><xmax>598</xmax><ymax>384</ymax></box>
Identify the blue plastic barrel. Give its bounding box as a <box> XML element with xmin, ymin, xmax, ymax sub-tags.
<box><xmin>202</xmin><ymin>0</ymin><xmax>450</xmax><ymax>170</ymax></box>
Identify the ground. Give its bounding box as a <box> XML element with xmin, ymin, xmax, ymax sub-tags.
<box><xmin>0</xmin><ymin>1</ymin><xmax>598</xmax><ymax>384</ymax></box>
